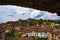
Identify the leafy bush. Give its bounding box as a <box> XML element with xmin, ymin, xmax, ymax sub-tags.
<box><xmin>15</xmin><ymin>33</ymin><xmax>21</xmax><ymax>37</ymax></box>
<box><xmin>6</xmin><ymin>32</ymin><xmax>15</xmax><ymax>37</ymax></box>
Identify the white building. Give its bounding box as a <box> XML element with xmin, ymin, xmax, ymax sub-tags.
<box><xmin>27</xmin><ymin>31</ymin><xmax>48</xmax><ymax>38</ymax></box>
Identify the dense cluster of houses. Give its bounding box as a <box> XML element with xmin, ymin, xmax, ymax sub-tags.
<box><xmin>0</xmin><ymin>19</ymin><xmax>60</xmax><ymax>40</ymax></box>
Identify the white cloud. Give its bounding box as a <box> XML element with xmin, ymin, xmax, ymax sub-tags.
<box><xmin>0</xmin><ymin>5</ymin><xmax>60</xmax><ymax>23</ymax></box>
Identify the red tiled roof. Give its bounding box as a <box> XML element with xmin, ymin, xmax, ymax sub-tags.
<box><xmin>0</xmin><ymin>29</ymin><xmax>5</xmax><ymax>32</ymax></box>
<box><xmin>52</xmin><ymin>29</ymin><xmax>59</xmax><ymax>34</ymax></box>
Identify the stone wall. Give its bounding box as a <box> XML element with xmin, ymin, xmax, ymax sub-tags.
<box><xmin>6</xmin><ymin>37</ymin><xmax>34</xmax><ymax>40</ymax></box>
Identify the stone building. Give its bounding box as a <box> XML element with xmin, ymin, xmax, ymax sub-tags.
<box><xmin>48</xmin><ymin>29</ymin><xmax>60</xmax><ymax>40</ymax></box>
<box><xmin>0</xmin><ymin>19</ymin><xmax>60</xmax><ymax>40</ymax></box>
<box><xmin>0</xmin><ymin>29</ymin><xmax>5</xmax><ymax>40</ymax></box>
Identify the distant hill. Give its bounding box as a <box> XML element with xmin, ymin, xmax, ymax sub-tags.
<box><xmin>0</xmin><ymin>0</ymin><xmax>60</xmax><ymax>16</ymax></box>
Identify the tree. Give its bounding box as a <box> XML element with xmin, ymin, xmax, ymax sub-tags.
<box><xmin>6</xmin><ymin>31</ymin><xmax>15</xmax><ymax>37</ymax></box>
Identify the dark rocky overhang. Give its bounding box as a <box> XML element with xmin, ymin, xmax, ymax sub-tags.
<box><xmin>0</xmin><ymin>0</ymin><xmax>60</xmax><ymax>16</ymax></box>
